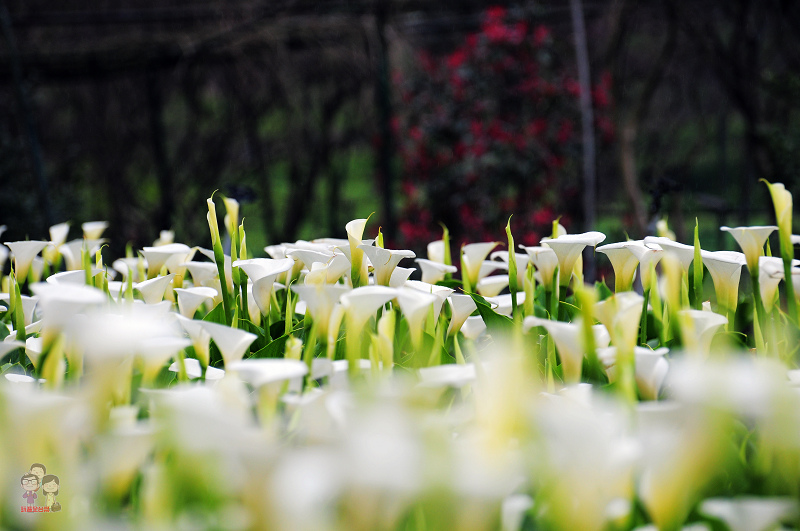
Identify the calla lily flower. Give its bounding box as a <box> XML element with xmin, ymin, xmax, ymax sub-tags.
<box><xmin>29</xmin><ymin>282</ymin><xmax>108</xmax><ymax>343</ymax></box>
<box><xmin>169</xmin><ymin>358</ymin><xmax>225</xmax><ymax>380</ymax></box>
<box><xmin>197</xmin><ymin>321</ymin><xmax>257</xmax><ymax>367</ymax></box>
<box><xmin>627</xmin><ymin>242</ymin><xmax>663</xmax><ymax>292</ymax></box>
<box><xmin>82</xmin><ymin>221</ymin><xmax>109</xmax><ymax>239</ymax></box>
<box><xmin>643</xmin><ymin>236</ymin><xmax>695</xmax><ymax>272</ymax></box>
<box><xmin>764</xmin><ymin>181</ymin><xmax>793</xmax><ymax>240</ymax></box>
<box><xmin>447</xmin><ymin>293</ymin><xmax>477</xmax><ymax>337</ymax></box>
<box><xmin>228</xmin><ymin>358</ymin><xmax>308</xmax><ymax>388</ymax></box>
<box><xmin>358</xmin><ymin>244</ymin><xmax>416</xmax><ymax>286</ymax></box>
<box><xmin>341</xmin><ymin>285</ymin><xmax>397</xmax><ymax>332</ymax></box>
<box><xmin>595</xmin><ymin>291</ymin><xmax>644</xmax><ymax>350</ymax></box>
<box><xmin>418</xmin><ymin>363</ymin><xmax>476</xmax><ymax>388</ymax></box>
<box><xmin>134</xmin><ymin>274</ymin><xmax>175</xmax><ymax>305</ymax></box>
<box><xmin>292</xmin><ymin>284</ymin><xmax>351</xmax><ymax>339</ymax></box>
<box><xmin>541</xmin><ymin>232</ymin><xmax>606</xmax><ymax>287</ymax></box>
<box><xmin>183</xmin><ymin>261</ymin><xmax>219</xmax><ymax>286</ymax></box>
<box><xmin>141</xmin><ymin>243</ymin><xmax>193</xmax><ymax>279</ymax></box>
<box><xmin>175</xmin><ymin>314</ymin><xmax>211</xmax><ymax>368</ymax></box>
<box><xmin>700</xmin><ymin>250</ymin><xmax>746</xmax><ymax>312</ymax></box>
<box><xmin>4</xmin><ymin>240</ymin><xmax>50</xmax><ymax>280</ymax></box>
<box><xmin>44</xmin><ymin>222</ymin><xmax>70</xmax><ymax>263</ymax></box>
<box><xmin>598</xmin><ymin>346</ymin><xmax>669</xmax><ymax>400</ymax></box>
<box><xmin>759</xmin><ymin>256</ymin><xmax>785</xmax><ymax>313</ymax></box>
<box><xmin>396</xmin><ymin>287</ymin><xmax>438</xmax><ymax>349</ymax></box>
<box><xmin>597</xmin><ymin>242</ymin><xmax>642</xmax><ymax>292</ymax></box>
<box><xmin>491</xmin><ymin>250</ymin><xmax>530</xmax><ymax>288</ymax></box>
<box><xmin>233</xmin><ymin>257</ymin><xmax>295</xmax><ymax>314</ymax></box>
<box><xmin>286</xmin><ymin>248</ymin><xmax>334</xmax><ymax>271</ymax></box>
<box><xmin>389</xmin><ymin>266</ymin><xmax>415</xmax><ymax>288</ymax></box>
<box><xmin>45</xmin><ymin>268</ymin><xmax>103</xmax><ymax>285</ymax></box>
<box><xmin>59</xmin><ymin>238</ymin><xmax>104</xmax><ymax>271</ymax></box>
<box><xmin>153</xmin><ymin>229</ymin><xmax>175</xmax><ymax>246</ymax></box>
<box><xmin>346</xmin><ymin>218</ymin><xmax>370</xmax><ymax>287</ymax></box>
<box><xmin>461</xmin><ymin>242</ymin><xmax>500</xmax><ymax>290</ymax></box>
<box><xmin>486</xmin><ymin>292</ymin><xmax>525</xmax><ymax>316</ymax></box>
<box><xmin>415</xmin><ymin>258</ymin><xmax>457</xmax><ymax>284</ymax></box>
<box><xmin>677</xmin><ymin>309</ymin><xmax>727</xmax><ymax>357</ymax></box>
<box><xmin>520</xmin><ymin>245</ymin><xmax>560</xmax><ymax>291</ymax></box>
<box><xmin>699</xmin><ymin>497</ymin><xmax>799</xmax><ymax>531</ymax></box>
<box><xmin>404</xmin><ymin>280</ymin><xmax>453</xmax><ymax>320</ymax></box>
<box><xmin>461</xmin><ymin>315</ymin><xmax>487</xmax><ymax>340</ymax></box>
<box><xmin>720</xmin><ymin>226</ymin><xmax>776</xmax><ymax>271</ymax></box>
<box><xmin>524</xmin><ymin>316</ymin><xmax>610</xmax><ymax>384</ymax></box>
<box><xmin>427</xmin><ymin>239</ymin><xmax>446</xmax><ymax>263</ymax></box>
<box><xmin>173</xmin><ymin>286</ymin><xmax>217</xmax><ymax>318</ymax></box>
<box><xmin>476</xmin><ymin>275</ymin><xmax>509</xmax><ymax>298</ymax></box>
<box><xmin>138</xmin><ymin>336</ymin><xmax>192</xmax><ymax>383</ymax></box>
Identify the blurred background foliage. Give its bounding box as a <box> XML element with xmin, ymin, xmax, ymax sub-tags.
<box><xmin>1</xmin><ymin>0</ymin><xmax>800</xmax><ymax>263</ymax></box>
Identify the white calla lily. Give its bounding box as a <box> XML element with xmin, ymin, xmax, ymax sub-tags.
<box><xmin>291</xmin><ymin>284</ymin><xmax>351</xmax><ymax>339</ymax></box>
<box><xmin>404</xmin><ymin>280</ymin><xmax>453</xmax><ymax>320</ymax></box>
<box><xmin>700</xmin><ymin>250</ymin><xmax>746</xmax><ymax>313</ymax></box>
<box><xmin>677</xmin><ymin>309</ymin><xmax>727</xmax><ymax>357</ymax></box>
<box><xmin>461</xmin><ymin>242</ymin><xmax>500</xmax><ymax>290</ymax></box>
<box><xmin>197</xmin><ymin>321</ymin><xmax>257</xmax><ymax>367</ymax></box>
<box><xmin>82</xmin><ymin>220</ymin><xmax>109</xmax><ymax>239</ymax></box>
<box><xmin>175</xmin><ymin>314</ymin><xmax>211</xmax><ymax>368</ymax></box>
<box><xmin>721</xmin><ymin>226</ymin><xmax>777</xmax><ymax>271</ymax></box>
<box><xmin>358</xmin><ymin>244</ymin><xmax>416</xmax><ymax>286</ymax></box>
<box><xmin>340</xmin><ymin>286</ymin><xmax>397</xmax><ymax>330</ymax></box>
<box><xmin>415</xmin><ymin>258</ymin><xmax>457</xmax><ymax>284</ymax></box>
<box><xmin>173</xmin><ymin>287</ymin><xmax>217</xmax><ymax>318</ymax></box>
<box><xmin>643</xmin><ymin>236</ymin><xmax>695</xmax><ymax>272</ymax></box>
<box><xmin>599</xmin><ymin>346</ymin><xmax>669</xmax><ymax>400</ymax></box>
<box><xmin>389</xmin><ymin>266</ymin><xmax>415</xmax><ymax>288</ymax></box>
<box><xmin>476</xmin><ymin>275</ymin><xmax>509</xmax><ymax>298</ymax></box>
<box><xmin>541</xmin><ymin>232</ymin><xmax>606</xmax><ymax>287</ymax></box>
<box><xmin>134</xmin><ymin>274</ymin><xmax>174</xmax><ymax>305</ymax></box>
<box><xmin>233</xmin><ymin>257</ymin><xmax>295</xmax><ymax>314</ymax></box>
<box><xmin>141</xmin><ymin>243</ymin><xmax>193</xmax><ymax>279</ymax></box>
<box><xmin>447</xmin><ymin>293</ymin><xmax>477</xmax><ymax>337</ymax></box>
<box><xmin>427</xmin><ymin>239</ymin><xmax>446</xmax><ymax>263</ymax></box>
<box><xmin>699</xmin><ymin>497</ymin><xmax>799</xmax><ymax>531</ymax></box>
<box><xmin>520</xmin><ymin>245</ymin><xmax>560</xmax><ymax>291</ymax></box>
<box><xmin>4</xmin><ymin>240</ymin><xmax>50</xmax><ymax>280</ymax></box>
<box><xmin>597</xmin><ymin>241</ymin><xmax>642</xmax><ymax>292</ymax></box>
<box><xmin>524</xmin><ymin>316</ymin><xmax>609</xmax><ymax>384</ymax></box>
<box><xmin>395</xmin><ymin>287</ymin><xmax>438</xmax><ymax>349</ymax></box>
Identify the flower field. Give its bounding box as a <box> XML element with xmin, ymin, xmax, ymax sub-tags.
<box><xmin>2</xmin><ymin>183</ymin><xmax>800</xmax><ymax>530</ymax></box>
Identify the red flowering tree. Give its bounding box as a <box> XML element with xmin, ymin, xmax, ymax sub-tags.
<box><xmin>394</xmin><ymin>7</ymin><xmax>613</xmax><ymax>251</ymax></box>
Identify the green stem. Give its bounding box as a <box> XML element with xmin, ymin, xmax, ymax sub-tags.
<box><xmin>783</xmin><ymin>256</ymin><xmax>798</xmax><ymax>325</ymax></box>
<box><xmin>639</xmin><ymin>288</ymin><xmax>650</xmax><ymax>346</ymax></box>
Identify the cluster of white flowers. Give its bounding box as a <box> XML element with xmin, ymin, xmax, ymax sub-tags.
<box><xmin>0</xmin><ymin>183</ymin><xmax>799</xmax><ymax>530</ymax></box>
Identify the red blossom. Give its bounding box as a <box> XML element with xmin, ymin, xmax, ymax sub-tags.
<box><xmin>533</xmin><ymin>25</ymin><xmax>551</xmax><ymax>46</ymax></box>
<box><xmin>556</xmin><ymin>120</ymin><xmax>573</xmax><ymax>144</ymax></box>
<box><xmin>447</xmin><ymin>49</ymin><xmax>468</xmax><ymax>70</ymax></box>
<box><xmin>485</xmin><ymin>6</ymin><xmax>507</xmax><ymax>22</ymax></box>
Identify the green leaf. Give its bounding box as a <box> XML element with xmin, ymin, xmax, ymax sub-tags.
<box><xmin>468</xmin><ymin>292</ymin><xmax>514</xmax><ymax>335</ymax></box>
<box><xmin>253</xmin><ymin>334</ymin><xmax>290</xmax><ymax>359</ymax></box>
<box><xmin>594</xmin><ymin>280</ymin><xmax>613</xmax><ymax>301</ymax></box>
<box><xmin>436</xmin><ymin>279</ymin><xmax>463</xmax><ymax>290</ymax></box>
<box><xmin>202</xmin><ymin>303</ymin><xmax>228</xmax><ymax>325</ymax></box>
